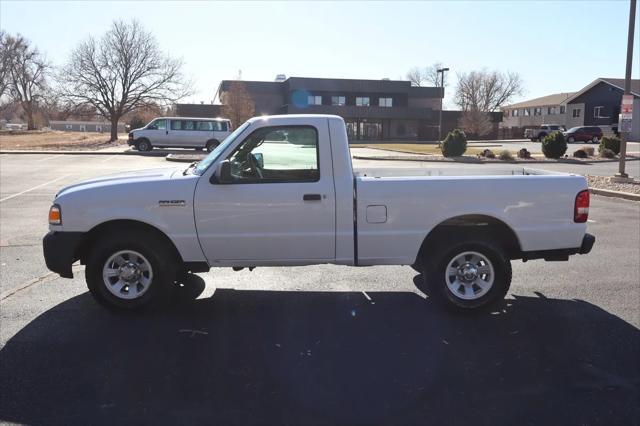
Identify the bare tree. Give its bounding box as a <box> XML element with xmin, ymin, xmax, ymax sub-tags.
<box><xmin>454</xmin><ymin>70</ymin><xmax>524</xmax><ymax>112</ymax></box>
<box><xmin>57</xmin><ymin>20</ymin><xmax>191</xmax><ymax>141</ymax></box>
<box><xmin>221</xmin><ymin>81</ymin><xmax>255</xmax><ymax>128</ymax></box>
<box><xmin>406</xmin><ymin>63</ymin><xmax>448</xmax><ymax>87</ymax></box>
<box><xmin>459</xmin><ymin>109</ymin><xmax>493</xmax><ymax>137</ymax></box>
<box><xmin>1</xmin><ymin>33</ymin><xmax>49</xmax><ymax>129</ymax></box>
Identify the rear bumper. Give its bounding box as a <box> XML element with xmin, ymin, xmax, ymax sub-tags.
<box><xmin>42</xmin><ymin>231</ymin><xmax>83</xmax><ymax>278</ymax></box>
<box><xmin>521</xmin><ymin>233</ymin><xmax>595</xmax><ymax>262</ymax></box>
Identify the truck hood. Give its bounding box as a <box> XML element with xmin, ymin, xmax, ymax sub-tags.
<box><xmin>55</xmin><ymin>167</ymin><xmax>182</xmax><ymax>198</ymax></box>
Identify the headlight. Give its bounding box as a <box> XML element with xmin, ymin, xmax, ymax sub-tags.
<box><xmin>49</xmin><ymin>204</ymin><xmax>62</xmax><ymax>225</ymax></box>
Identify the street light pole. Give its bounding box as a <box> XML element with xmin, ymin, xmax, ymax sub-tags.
<box><xmin>616</xmin><ymin>0</ymin><xmax>636</xmax><ymax>179</ymax></box>
<box><xmin>437</xmin><ymin>67</ymin><xmax>449</xmax><ymax>143</ymax></box>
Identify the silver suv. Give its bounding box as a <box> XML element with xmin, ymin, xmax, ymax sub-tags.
<box><xmin>128</xmin><ymin>117</ymin><xmax>232</xmax><ymax>152</ymax></box>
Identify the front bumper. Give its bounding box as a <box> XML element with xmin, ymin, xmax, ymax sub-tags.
<box><xmin>42</xmin><ymin>231</ymin><xmax>83</xmax><ymax>278</ymax></box>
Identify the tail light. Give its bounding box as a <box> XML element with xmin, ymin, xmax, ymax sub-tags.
<box><xmin>574</xmin><ymin>190</ymin><xmax>589</xmax><ymax>223</ymax></box>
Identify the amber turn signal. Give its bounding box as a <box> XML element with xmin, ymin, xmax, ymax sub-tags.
<box><xmin>49</xmin><ymin>204</ymin><xmax>62</xmax><ymax>225</ymax></box>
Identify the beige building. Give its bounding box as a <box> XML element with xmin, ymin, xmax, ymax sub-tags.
<box><xmin>501</xmin><ymin>93</ymin><xmax>574</xmax><ymax>136</ymax></box>
<box><xmin>49</xmin><ymin>120</ymin><xmax>126</xmax><ymax>133</ymax></box>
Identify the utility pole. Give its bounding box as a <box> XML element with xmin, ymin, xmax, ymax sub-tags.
<box><xmin>616</xmin><ymin>0</ymin><xmax>636</xmax><ymax>179</ymax></box>
<box><xmin>437</xmin><ymin>67</ymin><xmax>449</xmax><ymax>143</ymax></box>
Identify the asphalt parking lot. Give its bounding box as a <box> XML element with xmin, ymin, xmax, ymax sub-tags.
<box><xmin>1</xmin><ymin>152</ymin><xmax>639</xmax><ymax>425</ymax></box>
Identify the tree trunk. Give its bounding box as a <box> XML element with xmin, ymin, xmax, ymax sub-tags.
<box><xmin>110</xmin><ymin>117</ymin><xmax>119</xmax><ymax>142</ymax></box>
<box><xmin>24</xmin><ymin>102</ymin><xmax>36</xmax><ymax>130</ymax></box>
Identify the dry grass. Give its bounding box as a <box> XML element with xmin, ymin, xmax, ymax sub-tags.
<box><xmin>352</xmin><ymin>143</ymin><xmax>485</xmax><ymax>156</ymax></box>
<box><xmin>0</xmin><ymin>130</ymin><xmax>127</xmax><ymax>150</ymax></box>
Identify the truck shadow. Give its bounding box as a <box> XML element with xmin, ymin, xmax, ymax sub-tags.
<box><xmin>1</xmin><ymin>274</ymin><xmax>639</xmax><ymax>425</ymax></box>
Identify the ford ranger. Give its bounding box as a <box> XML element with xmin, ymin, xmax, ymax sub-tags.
<box><xmin>43</xmin><ymin>115</ymin><xmax>595</xmax><ymax>311</ymax></box>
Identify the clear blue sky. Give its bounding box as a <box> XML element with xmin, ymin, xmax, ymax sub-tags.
<box><xmin>1</xmin><ymin>0</ymin><xmax>638</xmax><ymax>108</ymax></box>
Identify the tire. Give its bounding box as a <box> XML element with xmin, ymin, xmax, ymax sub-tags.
<box><xmin>424</xmin><ymin>240</ymin><xmax>512</xmax><ymax>310</ymax></box>
<box><xmin>538</xmin><ymin>133</ymin><xmax>547</xmax><ymax>142</ymax></box>
<box><xmin>85</xmin><ymin>229</ymin><xmax>177</xmax><ymax>311</ymax></box>
<box><xmin>567</xmin><ymin>136</ymin><xmax>575</xmax><ymax>143</ymax></box>
<box><xmin>591</xmin><ymin>136</ymin><xmax>598</xmax><ymax>143</ymax></box>
<box><xmin>136</xmin><ymin>138</ymin><xmax>152</xmax><ymax>152</ymax></box>
<box><xmin>205</xmin><ymin>140</ymin><xmax>220</xmax><ymax>152</ymax></box>
<box><xmin>195</xmin><ymin>147</ymin><xmax>203</xmax><ymax>151</ymax></box>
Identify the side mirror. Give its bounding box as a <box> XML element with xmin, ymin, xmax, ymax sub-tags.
<box><xmin>253</xmin><ymin>152</ymin><xmax>264</xmax><ymax>168</ymax></box>
<box><xmin>211</xmin><ymin>160</ymin><xmax>232</xmax><ymax>184</ymax></box>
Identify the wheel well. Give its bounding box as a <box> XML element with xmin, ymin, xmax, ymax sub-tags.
<box><xmin>416</xmin><ymin>215</ymin><xmax>522</xmax><ymax>265</ymax></box>
<box><xmin>206</xmin><ymin>139</ymin><xmax>220</xmax><ymax>145</ymax></box>
<box><xmin>76</xmin><ymin>219</ymin><xmax>182</xmax><ymax>265</ymax></box>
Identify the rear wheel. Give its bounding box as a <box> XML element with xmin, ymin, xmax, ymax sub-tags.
<box><xmin>206</xmin><ymin>140</ymin><xmax>220</xmax><ymax>152</ymax></box>
<box><xmin>136</xmin><ymin>138</ymin><xmax>152</xmax><ymax>152</ymax></box>
<box><xmin>538</xmin><ymin>133</ymin><xmax>547</xmax><ymax>142</ymax></box>
<box><xmin>591</xmin><ymin>136</ymin><xmax>598</xmax><ymax>143</ymax></box>
<box><xmin>85</xmin><ymin>230</ymin><xmax>177</xmax><ymax>311</ymax></box>
<box><xmin>424</xmin><ymin>240</ymin><xmax>511</xmax><ymax>310</ymax></box>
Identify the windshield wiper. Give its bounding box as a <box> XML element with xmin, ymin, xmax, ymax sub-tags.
<box><xmin>183</xmin><ymin>161</ymin><xmax>199</xmax><ymax>176</ymax></box>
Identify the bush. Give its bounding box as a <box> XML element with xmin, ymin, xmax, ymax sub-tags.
<box><xmin>599</xmin><ymin>136</ymin><xmax>621</xmax><ymax>155</ymax></box>
<box><xmin>541</xmin><ymin>131</ymin><xmax>567</xmax><ymax>159</ymax></box>
<box><xmin>479</xmin><ymin>149</ymin><xmax>495</xmax><ymax>158</ymax></box>
<box><xmin>498</xmin><ymin>150</ymin><xmax>513</xmax><ymax>161</ymax></box>
<box><xmin>573</xmin><ymin>149</ymin><xmax>588</xmax><ymax>158</ymax></box>
<box><xmin>600</xmin><ymin>148</ymin><xmax>616</xmax><ymax>158</ymax></box>
<box><xmin>517</xmin><ymin>148</ymin><xmax>531</xmax><ymax>159</ymax></box>
<box><xmin>441</xmin><ymin>129</ymin><xmax>467</xmax><ymax>157</ymax></box>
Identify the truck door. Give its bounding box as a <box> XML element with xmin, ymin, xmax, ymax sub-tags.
<box><xmin>194</xmin><ymin>122</ymin><xmax>336</xmax><ymax>263</ymax></box>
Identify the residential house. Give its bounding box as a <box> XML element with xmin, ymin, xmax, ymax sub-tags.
<box><xmin>49</xmin><ymin>120</ymin><xmax>126</xmax><ymax>133</ymax></box>
<box><xmin>500</xmin><ymin>93</ymin><xmax>574</xmax><ymax>138</ymax></box>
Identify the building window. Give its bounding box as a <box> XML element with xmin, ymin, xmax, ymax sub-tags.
<box><xmin>307</xmin><ymin>95</ymin><xmax>322</xmax><ymax>106</ymax></box>
<box><xmin>65</xmin><ymin>124</ymin><xmax>73</xmax><ymax>130</ymax></box>
<box><xmin>331</xmin><ymin>96</ymin><xmax>345</xmax><ymax>106</ymax></box>
<box><xmin>560</xmin><ymin>106</ymin><xmax>566</xmax><ymax>114</ymax></box>
<box><xmin>356</xmin><ymin>97</ymin><xmax>370</xmax><ymax>107</ymax></box>
<box><xmin>548</xmin><ymin>106</ymin><xmax>557</xmax><ymax>115</ymax></box>
<box><xmin>512</xmin><ymin>109</ymin><xmax>519</xmax><ymax>117</ymax></box>
<box><xmin>79</xmin><ymin>124</ymin><xmax>86</xmax><ymax>132</ymax></box>
<box><xmin>593</xmin><ymin>106</ymin><xmax>609</xmax><ymax>118</ymax></box>
<box><xmin>572</xmin><ymin>108</ymin><xmax>581</xmax><ymax>118</ymax></box>
<box><xmin>534</xmin><ymin>107</ymin><xmax>542</xmax><ymax>116</ymax></box>
<box><xmin>379</xmin><ymin>97</ymin><xmax>393</xmax><ymax>107</ymax></box>
<box><xmin>524</xmin><ymin>108</ymin><xmax>530</xmax><ymax>116</ymax></box>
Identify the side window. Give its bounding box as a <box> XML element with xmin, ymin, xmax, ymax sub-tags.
<box><xmin>171</xmin><ymin>120</ymin><xmax>182</xmax><ymax>130</ymax></box>
<box><xmin>148</xmin><ymin>120</ymin><xmax>166</xmax><ymax>130</ymax></box>
<box><xmin>212</xmin><ymin>121</ymin><xmax>224</xmax><ymax>131</ymax></box>
<box><xmin>218</xmin><ymin>121</ymin><xmax>229</xmax><ymax>131</ymax></box>
<box><xmin>226</xmin><ymin>126</ymin><xmax>319</xmax><ymax>183</ymax></box>
<box><xmin>183</xmin><ymin>120</ymin><xmax>195</xmax><ymax>130</ymax></box>
<box><xmin>197</xmin><ymin>121</ymin><xmax>214</xmax><ymax>131</ymax></box>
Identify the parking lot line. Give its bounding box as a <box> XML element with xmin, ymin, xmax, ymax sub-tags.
<box><xmin>0</xmin><ymin>174</ymin><xmax>70</xmax><ymax>203</ymax></box>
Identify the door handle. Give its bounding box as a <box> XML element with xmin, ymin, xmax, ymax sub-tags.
<box><xmin>166</xmin><ymin>130</ymin><xmax>169</xmax><ymax>135</ymax></box>
<box><xmin>303</xmin><ymin>194</ymin><xmax>322</xmax><ymax>201</ymax></box>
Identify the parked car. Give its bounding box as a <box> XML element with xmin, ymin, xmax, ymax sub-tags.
<box><xmin>128</xmin><ymin>117</ymin><xmax>232</xmax><ymax>152</ymax></box>
<box><xmin>562</xmin><ymin>126</ymin><xmax>603</xmax><ymax>143</ymax></box>
<box><xmin>44</xmin><ymin>115</ymin><xmax>594</xmax><ymax>312</ymax></box>
<box><xmin>524</xmin><ymin>124</ymin><xmax>565</xmax><ymax>141</ymax></box>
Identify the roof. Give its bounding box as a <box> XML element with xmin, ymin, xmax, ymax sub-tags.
<box><xmin>154</xmin><ymin>116</ymin><xmax>230</xmax><ymax>121</ymax></box>
<box><xmin>565</xmin><ymin>78</ymin><xmax>640</xmax><ymax>103</ymax></box>
<box><xmin>504</xmin><ymin>92</ymin><xmax>575</xmax><ymax>109</ymax></box>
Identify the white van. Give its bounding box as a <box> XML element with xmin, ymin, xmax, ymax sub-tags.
<box><xmin>128</xmin><ymin>117</ymin><xmax>232</xmax><ymax>152</ymax></box>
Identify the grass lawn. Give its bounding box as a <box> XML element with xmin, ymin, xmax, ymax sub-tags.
<box><xmin>352</xmin><ymin>143</ymin><xmax>485</xmax><ymax>156</ymax></box>
<box><xmin>0</xmin><ymin>130</ymin><xmax>127</xmax><ymax>150</ymax></box>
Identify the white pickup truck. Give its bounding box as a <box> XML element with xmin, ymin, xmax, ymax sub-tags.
<box><xmin>43</xmin><ymin>115</ymin><xmax>594</xmax><ymax>311</ymax></box>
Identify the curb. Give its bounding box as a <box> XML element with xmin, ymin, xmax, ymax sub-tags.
<box><xmin>589</xmin><ymin>187</ymin><xmax>640</xmax><ymax>201</ymax></box>
<box><xmin>166</xmin><ymin>154</ymin><xmax>204</xmax><ymax>163</ymax></box>
<box><xmin>0</xmin><ymin>149</ymin><xmax>168</xmax><ymax>157</ymax></box>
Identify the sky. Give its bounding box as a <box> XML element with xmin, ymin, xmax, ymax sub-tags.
<box><xmin>1</xmin><ymin>0</ymin><xmax>638</xmax><ymax>108</ymax></box>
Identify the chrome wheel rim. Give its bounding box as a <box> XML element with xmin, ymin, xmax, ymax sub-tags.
<box><xmin>102</xmin><ymin>250</ymin><xmax>153</xmax><ymax>300</ymax></box>
<box><xmin>445</xmin><ymin>251</ymin><xmax>494</xmax><ymax>300</ymax></box>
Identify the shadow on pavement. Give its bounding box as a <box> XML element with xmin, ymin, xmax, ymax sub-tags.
<box><xmin>1</xmin><ymin>274</ymin><xmax>639</xmax><ymax>425</ymax></box>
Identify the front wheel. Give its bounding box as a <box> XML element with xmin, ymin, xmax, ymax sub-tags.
<box><xmin>567</xmin><ymin>136</ymin><xmax>575</xmax><ymax>143</ymax></box>
<box><xmin>424</xmin><ymin>240</ymin><xmax>512</xmax><ymax>310</ymax></box>
<box><xmin>205</xmin><ymin>140</ymin><xmax>220</xmax><ymax>152</ymax></box>
<box><xmin>136</xmin><ymin>138</ymin><xmax>153</xmax><ymax>152</ymax></box>
<box><xmin>591</xmin><ymin>136</ymin><xmax>598</xmax><ymax>143</ymax></box>
<box><xmin>85</xmin><ymin>230</ymin><xmax>177</xmax><ymax>310</ymax></box>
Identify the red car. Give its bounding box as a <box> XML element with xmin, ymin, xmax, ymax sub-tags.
<box><xmin>562</xmin><ymin>126</ymin><xmax>603</xmax><ymax>143</ymax></box>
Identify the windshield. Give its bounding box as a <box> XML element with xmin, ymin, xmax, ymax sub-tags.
<box><xmin>193</xmin><ymin>121</ymin><xmax>252</xmax><ymax>175</ymax></box>
<box><xmin>566</xmin><ymin>127</ymin><xmax>580</xmax><ymax>133</ymax></box>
